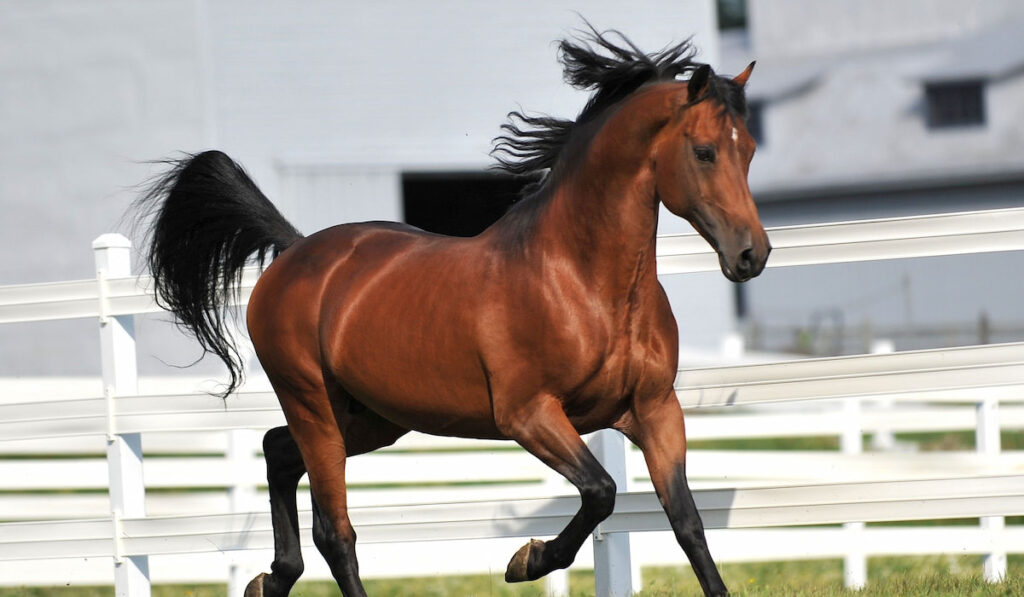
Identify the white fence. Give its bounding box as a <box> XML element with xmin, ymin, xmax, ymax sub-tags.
<box><xmin>1</xmin><ymin>208</ymin><xmax>1023</xmax><ymax>596</ymax></box>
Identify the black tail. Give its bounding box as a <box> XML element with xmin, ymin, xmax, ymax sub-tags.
<box><xmin>134</xmin><ymin>151</ymin><xmax>303</xmax><ymax>397</ymax></box>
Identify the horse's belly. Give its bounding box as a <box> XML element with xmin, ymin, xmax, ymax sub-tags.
<box><xmin>344</xmin><ymin>364</ymin><xmax>501</xmax><ymax>439</ymax></box>
<box><xmin>321</xmin><ymin>270</ymin><xmax>499</xmax><ymax>438</ymax></box>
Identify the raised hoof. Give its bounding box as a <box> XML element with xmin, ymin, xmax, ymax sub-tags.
<box><xmin>244</xmin><ymin>572</ymin><xmax>267</xmax><ymax>597</ymax></box>
<box><xmin>505</xmin><ymin>538</ymin><xmax>545</xmax><ymax>583</ymax></box>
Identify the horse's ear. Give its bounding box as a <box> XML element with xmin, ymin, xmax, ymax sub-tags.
<box><xmin>688</xmin><ymin>64</ymin><xmax>712</xmax><ymax>99</ymax></box>
<box><xmin>733</xmin><ymin>61</ymin><xmax>756</xmax><ymax>88</ymax></box>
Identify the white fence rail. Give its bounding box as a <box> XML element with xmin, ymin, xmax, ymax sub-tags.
<box><xmin>1</xmin><ymin>207</ymin><xmax>1023</xmax><ymax>596</ymax></box>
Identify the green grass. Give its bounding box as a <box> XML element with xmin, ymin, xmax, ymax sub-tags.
<box><xmin>4</xmin><ymin>556</ymin><xmax>1023</xmax><ymax>596</ymax></box>
<box><xmin>687</xmin><ymin>436</ymin><xmax>839</xmax><ymax>451</ymax></box>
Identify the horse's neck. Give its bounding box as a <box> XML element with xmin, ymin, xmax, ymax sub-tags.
<box><xmin>538</xmin><ymin>156</ymin><xmax>661</xmax><ymax>300</ymax></box>
<box><xmin>510</xmin><ymin>84</ymin><xmax>677</xmax><ymax>301</ymax></box>
<box><xmin>542</xmin><ymin>86</ymin><xmax>674</xmax><ymax>291</ymax></box>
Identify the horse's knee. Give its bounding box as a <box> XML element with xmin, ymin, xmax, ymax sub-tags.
<box><xmin>264</xmin><ymin>426</ymin><xmax>302</xmax><ymax>466</ymax></box>
<box><xmin>263</xmin><ymin>427</ymin><xmax>306</xmax><ymax>489</ymax></box>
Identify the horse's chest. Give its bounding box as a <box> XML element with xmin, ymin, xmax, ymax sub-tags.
<box><xmin>562</xmin><ymin>335</ymin><xmax>660</xmax><ymax>414</ymax></box>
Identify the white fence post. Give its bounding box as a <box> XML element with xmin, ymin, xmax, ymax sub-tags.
<box><xmin>977</xmin><ymin>397</ymin><xmax>1006</xmax><ymax>582</ymax></box>
<box><xmin>227</xmin><ymin>429</ymin><xmax>260</xmax><ymax>596</ymax></box>
<box><xmin>841</xmin><ymin>398</ymin><xmax>867</xmax><ymax>589</ymax></box>
<box><xmin>868</xmin><ymin>340</ymin><xmax>897</xmax><ymax>451</ymax></box>
<box><xmin>544</xmin><ymin>568</ymin><xmax>569</xmax><ymax>597</ymax></box>
<box><xmin>589</xmin><ymin>429</ymin><xmax>632</xmax><ymax>597</ymax></box>
<box><xmin>94</xmin><ymin>234</ymin><xmax>151</xmax><ymax>597</ymax></box>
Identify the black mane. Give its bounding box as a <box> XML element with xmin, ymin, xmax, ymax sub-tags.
<box><xmin>491</xmin><ymin>26</ymin><xmax>747</xmax><ymax>193</ymax></box>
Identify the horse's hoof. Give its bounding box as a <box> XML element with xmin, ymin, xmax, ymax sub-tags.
<box><xmin>244</xmin><ymin>572</ymin><xmax>267</xmax><ymax>597</ymax></box>
<box><xmin>505</xmin><ymin>538</ymin><xmax>544</xmax><ymax>582</ymax></box>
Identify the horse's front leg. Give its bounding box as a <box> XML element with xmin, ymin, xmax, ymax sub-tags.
<box><xmin>617</xmin><ymin>392</ymin><xmax>728</xmax><ymax>597</ymax></box>
<box><xmin>498</xmin><ymin>394</ymin><xmax>617</xmax><ymax>582</ymax></box>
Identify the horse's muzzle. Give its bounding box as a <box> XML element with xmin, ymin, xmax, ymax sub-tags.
<box><xmin>719</xmin><ymin>236</ymin><xmax>771</xmax><ymax>283</ymax></box>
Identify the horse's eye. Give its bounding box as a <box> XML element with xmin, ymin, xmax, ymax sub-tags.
<box><xmin>694</xmin><ymin>145</ymin><xmax>716</xmax><ymax>163</ymax></box>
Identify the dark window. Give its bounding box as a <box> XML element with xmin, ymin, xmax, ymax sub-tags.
<box><xmin>746</xmin><ymin>100</ymin><xmax>765</xmax><ymax>145</ymax></box>
<box><xmin>717</xmin><ymin>0</ymin><xmax>748</xmax><ymax>30</ymax></box>
<box><xmin>402</xmin><ymin>172</ymin><xmax>530</xmax><ymax>237</ymax></box>
<box><xmin>925</xmin><ymin>80</ymin><xmax>985</xmax><ymax>129</ymax></box>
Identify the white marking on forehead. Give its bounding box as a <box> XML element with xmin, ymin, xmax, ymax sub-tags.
<box><xmin>731</xmin><ymin>126</ymin><xmax>739</xmax><ymax>143</ymax></box>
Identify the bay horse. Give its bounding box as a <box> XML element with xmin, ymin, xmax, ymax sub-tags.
<box><xmin>136</xmin><ymin>29</ymin><xmax>767</xmax><ymax>597</ymax></box>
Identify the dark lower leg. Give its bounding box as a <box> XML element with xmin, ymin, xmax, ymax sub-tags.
<box><xmin>502</xmin><ymin>398</ymin><xmax>617</xmax><ymax>582</ymax></box>
<box><xmin>506</xmin><ymin>453</ymin><xmax>616</xmax><ymax>581</ymax></box>
<box><xmin>311</xmin><ymin>492</ymin><xmax>366</xmax><ymax>596</ymax></box>
<box><xmin>623</xmin><ymin>394</ymin><xmax>728</xmax><ymax>597</ymax></box>
<box><xmin>315</xmin><ymin>406</ymin><xmax>405</xmax><ymax>595</ymax></box>
<box><xmin>665</xmin><ymin>464</ymin><xmax>727</xmax><ymax>596</ymax></box>
<box><xmin>251</xmin><ymin>407</ymin><xmax>406</xmax><ymax>597</ymax></box>
<box><xmin>245</xmin><ymin>426</ymin><xmax>307</xmax><ymax>597</ymax></box>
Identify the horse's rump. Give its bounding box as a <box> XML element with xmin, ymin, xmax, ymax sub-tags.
<box><xmin>250</xmin><ymin>222</ymin><xmax>499</xmax><ymax>436</ymax></box>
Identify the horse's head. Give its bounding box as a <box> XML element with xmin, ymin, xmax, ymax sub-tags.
<box><xmin>653</xmin><ymin>62</ymin><xmax>770</xmax><ymax>282</ymax></box>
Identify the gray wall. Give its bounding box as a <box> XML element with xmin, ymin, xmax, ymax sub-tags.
<box><xmin>748</xmin><ymin>0</ymin><xmax>1024</xmax><ymax>60</ymax></box>
<box><xmin>732</xmin><ymin>0</ymin><xmax>1024</xmax><ymax>194</ymax></box>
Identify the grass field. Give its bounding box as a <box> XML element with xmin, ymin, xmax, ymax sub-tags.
<box><xmin>3</xmin><ymin>556</ymin><xmax>1023</xmax><ymax>596</ymax></box>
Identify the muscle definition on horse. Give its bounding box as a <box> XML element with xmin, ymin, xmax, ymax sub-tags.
<box><xmin>135</xmin><ymin>26</ymin><xmax>767</xmax><ymax>597</ymax></box>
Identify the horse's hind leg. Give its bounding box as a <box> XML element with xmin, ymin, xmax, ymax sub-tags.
<box><xmin>245</xmin><ymin>426</ymin><xmax>306</xmax><ymax>597</ymax></box>
<box><xmin>616</xmin><ymin>392</ymin><xmax>727</xmax><ymax>597</ymax></box>
<box><xmin>498</xmin><ymin>395</ymin><xmax>617</xmax><ymax>582</ymax></box>
<box><xmin>249</xmin><ymin>376</ymin><xmax>364</xmax><ymax>597</ymax></box>
<box><xmin>248</xmin><ymin>386</ymin><xmax>410</xmax><ymax>597</ymax></box>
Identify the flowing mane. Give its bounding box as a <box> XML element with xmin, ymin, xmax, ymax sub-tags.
<box><xmin>492</xmin><ymin>26</ymin><xmax>748</xmax><ymax>196</ymax></box>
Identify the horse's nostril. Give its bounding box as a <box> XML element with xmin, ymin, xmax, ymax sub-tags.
<box><xmin>737</xmin><ymin>247</ymin><xmax>755</xmax><ymax>274</ymax></box>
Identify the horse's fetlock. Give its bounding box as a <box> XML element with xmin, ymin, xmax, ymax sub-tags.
<box><xmin>271</xmin><ymin>555</ymin><xmax>304</xmax><ymax>583</ymax></box>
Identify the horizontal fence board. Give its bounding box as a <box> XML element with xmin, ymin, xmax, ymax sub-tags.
<box><xmin>0</xmin><ymin>279</ymin><xmax>104</xmax><ymax>324</ymax></box>
<box><xmin>5</xmin><ymin>450</ymin><xmax>1022</xmax><ymax>492</ymax></box>
<box><xmin>0</xmin><ymin>269</ymin><xmax>258</xmax><ymax>324</ymax></box>
<box><xmin>1</xmin><ymin>344</ymin><xmax>1020</xmax><ymax>443</ymax></box>
<box><xmin>0</xmin><ymin>391</ymin><xmax>285</xmax><ymax>442</ymax></box>
<box><xmin>5</xmin><ymin>475</ymin><xmax>1018</xmax><ymax>561</ymax></box>
<box><xmin>3</xmin><ymin>402</ymin><xmax>1023</xmax><ymax>456</ymax></box>
<box><xmin>4</xmin><ymin>209</ymin><xmax>1023</xmax><ymax>324</ymax></box>
<box><xmin>676</xmin><ymin>342</ymin><xmax>1024</xmax><ymax>408</ymax></box>
<box><xmin>657</xmin><ymin>207</ymin><xmax>1024</xmax><ymax>274</ymax></box>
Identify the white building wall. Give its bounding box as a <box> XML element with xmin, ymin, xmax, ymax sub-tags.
<box><xmin>206</xmin><ymin>0</ymin><xmax>734</xmax><ymax>352</ymax></box>
<box><xmin>2</xmin><ymin>1</ymin><xmax>737</xmax><ymax>375</ymax></box>
<box><xmin>206</xmin><ymin>1</ymin><xmax>719</xmax><ymax>226</ymax></box>
<box><xmin>0</xmin><ymin>1</ymin><xmax>209</xmax><ymax>376</ymax></box>
<box><xmin>278</xmin><ymin>165</ymin><xmax>403</xmax><ymax>235</ymax></box>
<box><xmin>0</xmin><ymin>1</ymin><xmax>207</xmax><ymax>284</ymax></box>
